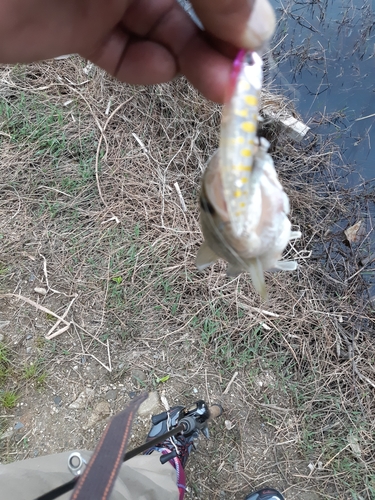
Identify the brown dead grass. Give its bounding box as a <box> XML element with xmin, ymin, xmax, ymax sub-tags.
<box><xmin>0</xmin><ymin>56</ymin><xmax>374</xmax><ymax>499</ymax></box>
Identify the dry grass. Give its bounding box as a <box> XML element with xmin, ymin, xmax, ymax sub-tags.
<box><xmin>0</xmin><ymin>56</ymin><xmax>374</xmax><ymax>499</ymax></box>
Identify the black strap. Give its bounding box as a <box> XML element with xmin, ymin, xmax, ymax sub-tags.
<box><xmin>36</xmin><ymin>479</ymin><xmax>77</xmax><ymax>500</ymax></box>
<box><xmin>71</xmin><ymin>392</ymin><xmax>148</xmax><ymax>500</ymax></box>
<box><xmin>35</xmin><ymin>392</ymin><xmax>148</xmax><ymax>500</ymax></box>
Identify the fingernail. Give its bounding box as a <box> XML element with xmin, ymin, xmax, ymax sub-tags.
<box><xmin>243</xmin><ymin>0</ymin><xmax>276</xmax><ymax>51</ymax></box>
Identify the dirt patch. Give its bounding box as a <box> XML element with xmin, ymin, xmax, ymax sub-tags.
<box><xmin>0</xmin><ymin>56</ymin><xmax>374</xmax><ymax>499</ymax></box>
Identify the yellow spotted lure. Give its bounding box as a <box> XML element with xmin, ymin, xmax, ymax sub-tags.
<box><xmin>197</xmin><ymin>50</ymin><xmax>301</xmax><ymax>298</ymax></box>
<box><xmin>220</xmin><ymin>51</ymin><xmax>263</xmax><ymax>237</ymax></box>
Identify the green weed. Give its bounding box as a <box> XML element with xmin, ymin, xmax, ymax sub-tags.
<box><xmin>0</xmin><ymin>265</ymin><xmax>9</xmax><ymax>276</ymax></box>
<box><xmin>36</xmin><ymin>373</ymin><xmax>47</xmax><ymax>388</ymax></box>
<box><xmin>112</xmin><ymin>276</ymin><xmax>123</xmax><ymax>284</ymax></box>
<box><xmin>0</xmin><ymin>391</ymin><xmax>18</xmax><ymax>409</ymax></box>
<box><xmin>155</xmin><ymin>374</ymin><xmax>170</xmax><ymax>384</ymax></box>
<box><xmin>22</xmin><ymin>363</ymin><xmax>38</xmax><ymax>380</ymax></box>
<box><xmin>0</xmin><ymin>93</ymin><xmax>96</xmax><ymax>183</ymax></box>
<box><xmin>22</xmin><ymin>361</ymin><xmax>47</xmax><ymax>388</ymax></box>
<box><xmin>0</xmin><ymin>343</ymin><xmax>10</xmax><ymax>382</ymax></box>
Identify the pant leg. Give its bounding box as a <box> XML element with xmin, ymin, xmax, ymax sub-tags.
<box><xmin>0</xmin><ymin>450</ymin><xmax>179</xmax><ymax>500</ymax></box>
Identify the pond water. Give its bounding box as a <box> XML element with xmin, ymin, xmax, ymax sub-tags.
<box><xmin>270</xmin><ymin>0</ymin><xmax>374</xmax><ymax>299</ymax></box>
<box><xmin>270</xmin><ymin>0</ymin><xmax>374</xmax><ymax>183</ymax></box>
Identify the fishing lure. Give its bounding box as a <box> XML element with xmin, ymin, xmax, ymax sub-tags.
<box><xmin>196</xmin><ymin>51</ymin><xmax>300</xmax><ymax>298</ymax></box>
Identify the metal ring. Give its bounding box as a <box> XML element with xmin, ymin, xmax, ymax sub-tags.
<box><xmin>68</xmin><ymin>452</ymin><xmax>87</xmax><ymax>476</ymax></box>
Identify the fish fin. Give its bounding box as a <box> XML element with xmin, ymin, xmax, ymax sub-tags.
<box><xmin>273</xmin><ymin>260</ymin><xmax>298</xmax><ymax>271</ymax></box>
<box><xmin>249</xmin><ymin>258</ymin><xmax>268</xmax><ymax>300</ymax></box>
<box><xmin>289</xmin><ymin>231</ymin><xmax>302</xmax><ymax>240</ymax></box>
<box><xmin>264</xmin><ymin>267</ymin><xmax>278</xmax><ymax>274</ymax></box>
<box><xmin>196</xmin><ymin>241</ymin><xmax>218</xmax><ymax>271</ymax></box>
<box><xmin>226</xmin><ymin>264</ymin><xmax>242</xmax><ymax>277</ymax></box>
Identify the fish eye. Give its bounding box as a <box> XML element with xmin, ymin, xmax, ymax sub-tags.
<box><xmin>200</xmin><ymin>196</ymin><xmax>215</xmax><ymax>215</ymax></box>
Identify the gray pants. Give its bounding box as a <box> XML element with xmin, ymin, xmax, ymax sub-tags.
<box><xmin>0</xmin><ymin>450</ymin><xmax>179</xmax><ymax>500</ymax></box>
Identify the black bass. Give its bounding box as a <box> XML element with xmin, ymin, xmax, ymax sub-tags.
<box><xmin>196</xmin><ymin>51</ymin><xmax>301</xmax><ymax>298</ymax></box>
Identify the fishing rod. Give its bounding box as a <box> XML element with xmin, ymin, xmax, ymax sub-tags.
<box><xmin>35</xmin><ymin>398</ymin><xmax>223</xmax><ymax>500</ymax></box>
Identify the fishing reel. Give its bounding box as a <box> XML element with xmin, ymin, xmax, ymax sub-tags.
<box><xmin>149</xmin><ymin>400</ymin><xmax>222</xmax><ymax>439</ymax></box>
<box><xmin>145</xmin><ymin>400</ymin><xmax>223</xmax><ymax>465</ymax></box>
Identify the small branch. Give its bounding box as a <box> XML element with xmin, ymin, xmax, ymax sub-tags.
<box><xmin>223</xmin><ymin>371</ymin><xmax>238</xmax><ymax>395</ymax></box>
<box><xmin>1</xmin><ymin>293</ymin><xmax>70</xmax><ymax>326</ymax></box>
<box><xmin>95</xmin><ymin>97</ymin><xmax>133</xmax><ymax>208</ymax></box>
<box><xmin>355</xmin><ymin>112</ymin><xmax>375</xmax><ymax>122</ymax></box>
<box><xmin>174</xmin><ymin>182</ymin><xmax>187</xmax><ymax>212</ymax></box>
<box><xmin>45</xmin><ymin>296</ymin><xmax>77</xmax><ymax>340</ymax></box>
<box><xmin>354</xmin><ymin>364</ymin><xmax>375</xmax><ymax>390</ymax></box>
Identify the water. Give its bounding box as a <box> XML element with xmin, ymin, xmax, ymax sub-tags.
<box><xmin>270</xmin><ymin>0</ymin><xmax>375</xmax><ymax>298</ymax></box>
<box><xmin>270</xmin><ymin>0</ymin><xmax>374</xmax><ymax>182</ymax></box>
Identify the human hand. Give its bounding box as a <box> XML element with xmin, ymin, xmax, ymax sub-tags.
<box><xmin>0</xmin><ymin>0</ymin><xmax>275</xmax><ymax>102</ymax></box>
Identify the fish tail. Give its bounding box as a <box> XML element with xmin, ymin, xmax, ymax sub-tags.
<box><xmin>248</xmin><ymin>257</ymin><xmax>268</xmax><ymax>300</ymax></box>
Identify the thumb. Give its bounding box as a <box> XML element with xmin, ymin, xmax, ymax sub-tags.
<box><xmin>189</xmin><ymin>0</ymin><xmax>276</xmax><ymax>52</ymax></box>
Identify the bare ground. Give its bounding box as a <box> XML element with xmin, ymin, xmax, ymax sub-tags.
<box><xmin>0</xmin><ymin>57</ymin><xmax>374</xmax><ymax>499</ymax></box>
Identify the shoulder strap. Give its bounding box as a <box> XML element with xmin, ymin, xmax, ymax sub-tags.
<box><xmin>35</xmin><ymin>392</ymin><xmax>148</xmax><ymax>500</ymax></box>
<box><xmin>71</xmin><ymin>392</ymin><xmax>148</xmax><ymax>500</ymax></box>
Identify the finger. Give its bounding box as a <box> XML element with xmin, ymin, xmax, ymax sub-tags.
<box><xmin>178</xmin><ymin>35</ymin><xmax>232</xmax><ymax>103</ymax></box>
<box><xmin>85</xmin><ymin>29</ymin><xmax>177</xmax><ymax>85</ymax></box>
<box><xmin>122</xmin><ymin>0</ymin><xmax>195</xmax><ymax>56</ymax></box>
<box><xmin>190</xmin><ymin>0</ymin><xmax>276</xmax><ymax>52</ymax></box>
<box><xmin>122</xmin><ymin>0</ymin><xmax>176</xmax><ymax>36</ymax></box>
<box><xmin>121</xmin><ymin>1</ymin><xmax>233</xmax><ymax>102</ymax></box>
<box><xmin>115</xmin><ymin>40</ymin><xmax>177</xmax><ymax>84</ymax></box>
<box><xmin>88</xmin><ymin>28</ymin><xmax>230</xmax><ymax>101</ymax></box>
<box><xmin>85</xmin><ymin>0</ymin><xmax>244</xmax><ymax>102</ymax></box>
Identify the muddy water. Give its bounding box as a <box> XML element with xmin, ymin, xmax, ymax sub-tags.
<box><xmin>270</xmin><ymin>0</ymin><xmax>374</xmax><ymax>182</ymax></box>
<box><xmin>270</xmin><ymin>0</ymin><xmax>375</xmax><ymax>298</ymax></box>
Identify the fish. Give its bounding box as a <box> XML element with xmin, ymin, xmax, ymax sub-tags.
<box><xmin>196</xmin><ymin>50</ymin><xmax>301</xmax><ymax>298</ymax></box>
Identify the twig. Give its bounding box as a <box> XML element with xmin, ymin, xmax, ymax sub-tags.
<box><xmin>106</xmin><ymin>338</ymin><xmax>112</xmax><ymax>372</ymax></box>
<box><xmin>45</xmin><ymin>323</ymin><xmax>71</xmax><ymax>340</ymax></box>
<box><xmin>38</xmin><ymin>185</ymin><xmax>73</xmax><ymax>198</ymax></box>
<box><xmin>173</xmin><ymin>182</ymin><xmax>187</xmax><ymax>212</ymax></box>
<box><xmin>101</xmin><ymin>216</ymin><xmax>120</xmax><ymax>225</ymax></box>
<box><xmin>161</xmin><ymin>391</ymin><xmax>170</xmax><ymax>411</ymax></box>
<box><xmin>132</xmin><ymin>133</ymin><xmax>148</xmax><ymax>153</ymax></box>
<box><xmin>322</xmin><ymin>444</ymin><xmax>351</xmax><ymax>469</ymax></box>
<box><xmin>0</xmin><ymin>184</ymin><xmax>22</xmax><ymax>225</ymax></box>
<box><xmin>1</xmin><ymin>292</ymin><xmax>77</xmax><ymax>340</ymax></box>
<box><xmin>237</xmin><ymin>302</ymin><xmax>279</xmax><ymax>318</ymax></box>
<box><xmin>355</xmin><ymin>112</ymin><xmax>375</xmax><ymax>122</ymax></box>
<box><xmin>204</xmin><ymin>368</ymin><xmax>211</xmax><ymax>405</ymax></box>
<box><xmin>1</xmin><ymin>293</ymin><xmax>70</xmax><ymax>326</ymax></box>
<box><xmin>258</xmin><ymin>403</ymin><xmax>289</xmax><ymax>413</ymax></box>
<box><xmin>80</xmin><ymin>353</ymin><xmax>112</xmax><ymax>372</ymax></box>
<box><xmin>39</xmin><ymin>254</ymin><xmax>74</xmax><ymax>297</ymax></box>
<box><xmin>95</xmin><ymin>97</ymin><xmax>133</xmax><ymax>207</ymax></box>
<box><xmin>16</xmin><ymin>429</ymin><xmax>32</xmax><ymax>447</ymax></box>
<box><xmin>223</xmin><ymin>371</ymin><xmax>239</xmax><ymax>395</ymax></box>
<box><xmin>87</xmin><ymin>257</ymin><xmax>110</xmax><ymax>349</ymax></box>
<box><xmin>354</xmin><ymin>365</ymin><xmax>375</xmax><ymax>390</ymax></box>
<box><xmin>72</xmin><ymin>322</ymin><xmax>109</xmax><ymax>348</ymax></box>
<box><xmin>45</xmin><ymin>296</ymin><xmax>77</xmax><ymax>340</ymax></box>
<box><xmin>142</xmin><ymin>304</ymin><xmax>209</xmax><ymax>341</ymax></box>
